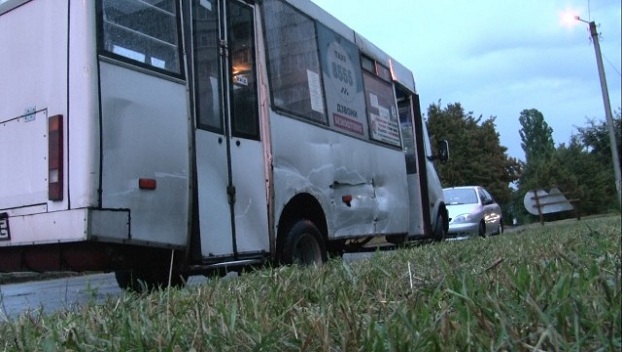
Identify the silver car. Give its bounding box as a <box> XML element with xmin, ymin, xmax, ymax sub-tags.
<box><xmin>443</xmin><ymin>186</ymin><xmax>503</xmax><ymax>237</ymax></box>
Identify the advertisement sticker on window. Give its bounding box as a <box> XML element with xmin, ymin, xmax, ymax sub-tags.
<box><xmin>364</xmin><ymin>74</ymin><xmax>401</xmax><ymax>146</ymax></box>
<box><xmin>317</xmin><ymin>24</ymin><xmax>367</xmax><ymax>137</ymax></box>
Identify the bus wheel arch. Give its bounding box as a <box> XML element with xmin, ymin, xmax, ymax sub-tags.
<box><xmin>276</xmin><ymin>193</ymin><xmax>329</xmax><ymax>264</ymax></box>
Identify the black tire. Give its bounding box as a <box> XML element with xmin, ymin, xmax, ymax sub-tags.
<box><xmin>432</xmin><ymin>211</ymin><xmax>446</xmax><ymax>242</ymax></box>
<box><xmin>478</xmin><ymin>221</ymin><xmax>486</xmax><ymax>238</ymax></box>
<box><xmin>114</xmin><ymin>270</ymin><xmax>139</xmax><ymax>292</ymax></box>
<box><xmin>326</xmin><ymin>239</ymin><xmax>346</xmax><ymax>258</ymax></box>
<box><xmin>114</xmin><ymin>255</ymin><xmax>188</xmax><ymax>293</ymax></box>
<box><xmin>280</xmin><ymin>219</ymin><xmax>327</xmax><ymax>265</ymax></box>
<box><xmin>115</xmin><ymin>270</ymin><xmax>155</xmax><ymax>293</ymax></box>
<box><xmin>115</xmin><ymin>265</ymin><xmax>187</xmax><ymax>292</ymax></box>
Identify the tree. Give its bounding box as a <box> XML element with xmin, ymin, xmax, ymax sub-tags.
<box><xmin>516</xmin><ymin>108</ymin><xmax>579</xmax><ymax>222</ymax></box>
<box><xmin>518</xmin><ymin>108</ymin><xmax>555</xmax><ymax>164</ymax></box>
<box><xmin>517</xmin><ymin>108</ymin><xmax>568</xmax><ymax>191</ymax></box>
<box><xmin>575</xmin><ymin>109</ymin><xmax>622</xmax><ymax>168</ymax></box>
<box><xmin>567</xmin><ymin>109</ymin><xmax>622</xmax><ymax>213</ymax></box>
<box><xmin>426</xmin><ymin>102</ymin><xmax>519</xmax><ymax>207</ymax></box>
<box><xmin>557</xmin><ymin>137</ymin><xmax>615</xmax><ymax>214</ymax></box>
<box><xmin>517</xmin><ymin>108</ymin><xmax>621</xmax><ymax>222</ymax></box>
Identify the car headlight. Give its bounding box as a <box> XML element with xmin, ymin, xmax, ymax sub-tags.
<box><xmin>452</xmin><ymin>213</ymin><xmax>474</xmax><ymax>223</ymax></box>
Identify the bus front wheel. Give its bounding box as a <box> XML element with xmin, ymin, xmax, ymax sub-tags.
<box><xmin>280</xmin><ymin>219</ymin><xmax>327</xmax><ymax>265</ymax></box>
<box><xmin>433</xmin><ymin>211</ymin><xmax>447</xmax><ymax>242</ymax></box>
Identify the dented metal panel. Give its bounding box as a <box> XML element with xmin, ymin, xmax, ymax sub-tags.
<box><xmin>271</xmin><ymin>112</ymin><xmax>409</xmax><ymax>239</ymax></box>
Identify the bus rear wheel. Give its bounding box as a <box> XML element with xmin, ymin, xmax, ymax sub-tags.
<box><xmin>280</xmin><ymin>219</ymin><xmax>327</xmax><ymax>265</ymax></box>
<box><xmin>114</xmin><ymin>250</ymin><xmax>187</xmax><ymax>292</ymax></box>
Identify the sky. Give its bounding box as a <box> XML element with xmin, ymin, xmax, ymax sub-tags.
<box><xmin>310</xmin><ymin>0</ymin><xmax>622</xmax><ymax>161</ymax></box>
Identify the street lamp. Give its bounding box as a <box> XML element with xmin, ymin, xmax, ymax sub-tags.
<box><xmin>575</xmin><ymin>16</ymin><xmax>622</xmax><ymax>207</ymax></box>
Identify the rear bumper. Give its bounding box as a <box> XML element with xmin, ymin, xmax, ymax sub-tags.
<box><xmin>0</xmin><ymin>208</ymin><xmax>188</xmax><ymax>273</ymax></box>
<box><xmin>0</xmin><ymin>208</ymin><xmax>130</xmax><ymax>247</ymax></box>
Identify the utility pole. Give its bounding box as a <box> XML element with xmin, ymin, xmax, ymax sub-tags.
<box><xmin>576</xmin><ymin>17</ymin><xmax>622</xmax><ymax>207</ymax></box>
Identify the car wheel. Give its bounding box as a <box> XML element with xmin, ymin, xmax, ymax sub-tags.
<box><xmin>280</xmin><ymin>219</ymin><xmax>327</xmax><ymax>265</ymax></box>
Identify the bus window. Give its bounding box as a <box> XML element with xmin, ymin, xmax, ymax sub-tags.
<box><xmin>362</xmin><ymin>58</ymin><xmax>401</xmax><ymax>147</ymax></box>
<box><xmin>262</xmin><ymin>0</ymin><xmax>326</xmax><ymax>124</ymax></box>
<box><xmin>100</xmin><ymin>0</ymin><xmax>182</xmax><ymax>75</ymax></box>
<box><xmin>193</xmin><ymin>0</ymin><xmax>222</xmax><ymax>131</ymax></box>
<box><xmin>228</xmin><ymin>1</ymin><xmax>259</xmax><ymax>139</ymax></box>
<box><xmin>397</xmin><ymin>88</ymin><xmax>417</xmax><ymax>174</ymax></box>
<box><xmin>317</xmin><ymin>24</ymin><xmax>368</xmax><ymax>139</ymax></box>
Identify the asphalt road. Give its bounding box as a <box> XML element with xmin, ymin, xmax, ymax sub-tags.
<box><xmin>0</xmin><ymin>253</ymin><xmax>377</xmax><ymax>320</ymax></box>
<box><xmin>0</xmin><ymin>273</ymin><xmax>122</xmax><ymax>320</ymax></box>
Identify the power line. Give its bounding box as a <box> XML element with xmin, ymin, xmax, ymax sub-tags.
<box><xmin>602</xmin><ymin>53</ymin><xmax>621</xmax><ymax>78</ymax></box>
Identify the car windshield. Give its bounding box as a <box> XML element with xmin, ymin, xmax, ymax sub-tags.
<box><xmin>444</xmin><ymin>188</ymin><xmax>478</xmax><ymax>205</ymax></box>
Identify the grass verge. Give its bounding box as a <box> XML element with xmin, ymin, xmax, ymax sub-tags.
<box><xmin>0</xmin><ymin>216</ymin><xmax>620</xmax><ymax>351</ymax></box>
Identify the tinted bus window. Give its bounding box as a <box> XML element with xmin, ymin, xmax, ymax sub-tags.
<box><xmin>317</xmin><ymin>24</ymin><xmax>368</xmax><ymax>139</ymax></box>
<box><xmin>193</xmin><ymin>0</ymin><xmax>222</xmax><ymax>130</ymax></box>
<box><xmin>228</xmin><ymin>1</ymin><xmax>259</xmax><ymax>139</ymax></box>
<box><xmin>263</xmin><ymin>0</ymin><xmax>326</xmax><ymax>124</ymax></box>
<box><xmin>100</xmin><ymin>0</ymin><xmax>182</xmax><ymax>75</ymax></box>
<box><xmin>363</xmin><ymin>70</ymin><xmax>401</xmax><ymax>147</ymax></box>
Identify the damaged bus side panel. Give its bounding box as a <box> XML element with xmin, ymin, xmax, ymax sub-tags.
<box><xmin>0</xmin><ymin>0</ymin><xmax>448</xmax><ymax>289</ymax></box>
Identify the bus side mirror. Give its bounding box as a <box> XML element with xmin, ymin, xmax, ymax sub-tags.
<box><xmin>437</xmin><ymin>140</ymin><xmax>449</xmax><ymax>164</ymax></box>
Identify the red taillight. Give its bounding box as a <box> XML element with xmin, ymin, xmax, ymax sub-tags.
<box><xmin>48</xmin><ymin>114</ymin><xmax>63</xmax><ymax>201</ymax></box>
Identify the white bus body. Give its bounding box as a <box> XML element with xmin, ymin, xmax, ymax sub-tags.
<box><xmin>0</xmin><ymin>0</ymin><xmax>448</xmax><ymax>287</ymax></box>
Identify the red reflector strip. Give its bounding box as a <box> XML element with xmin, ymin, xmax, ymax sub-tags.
<box><xmin>139</xmin><ymin>178</ymin><xmax>157</xmax><ymax>190</ymax></box>
<box><xmin>342</xmin><ymin>195</ymin><xmax>353</xmax><ymax>204</ymax></box>
<box><xmin>48</xmin><ymin>115</ymin><xmax>63</xmax><ymax>201</ymax></box>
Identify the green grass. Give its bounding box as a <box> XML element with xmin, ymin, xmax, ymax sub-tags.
<box><xmin>1</xmin><ymin>216</ymin><xmax>620</xmax><ymax>351</ymax></box>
